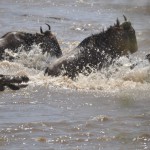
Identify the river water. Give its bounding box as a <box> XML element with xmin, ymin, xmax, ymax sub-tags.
<box><xmin>0</xmin><ymin>0</ymin><xmax>150</xmax><ymax>150</ymax></box>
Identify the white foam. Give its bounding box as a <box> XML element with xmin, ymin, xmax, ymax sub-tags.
<box><xmin>1</xmin><ymin>43</ymin><xmax>150</xmax><ymax>92</ymax></box>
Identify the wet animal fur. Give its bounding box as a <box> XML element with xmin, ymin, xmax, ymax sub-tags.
<box><xmin>45</xmin><ymin>16</ymin><xmax>138</xmax><ymax>79</ymax></box>
<box><xmin>0</xmin><ymin>74</ymin><xmax>29</xmax><ymax>91</ymax></box>
<box><xmin>0</xmin><ymin>24</ymin><xmax>62</xmax><ymax>60</ymax></box>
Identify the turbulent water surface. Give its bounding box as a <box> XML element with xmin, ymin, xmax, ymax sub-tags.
<box><xmin>0</xmin><ymin>0</ymin><xmax>150</xmax><ymax>150</ymax></box>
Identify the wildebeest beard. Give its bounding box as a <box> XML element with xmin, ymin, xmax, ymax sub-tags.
<box><xmin>45</xmin><ymin>16</ymin><xmax>138</xmax><ymax>79</ymax></box>
<box><xmin>0</xmin><ymin>24</ymin><xmax>62</xmax><ymax>60</ymax></box>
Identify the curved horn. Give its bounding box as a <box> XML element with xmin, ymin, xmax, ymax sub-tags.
<box><xmin>40</xmin><ymin>26</ymin><xmax>43</xmax><ymax>34</ymax></box>
<box><xmin>123</xmin><ymin>15</ymin><xmax>127</xmax><ymax>21</ymax></box>
<box><xmin>45</xmin><ymin>23</ymin><xmax>51</xmax><ymax>30</ymax></box>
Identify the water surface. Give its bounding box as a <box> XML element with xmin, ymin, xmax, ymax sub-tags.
<box><xmin>0</xmin><ymin>0</ymin><xmax>150</xmax><ymax>149</ymax></box>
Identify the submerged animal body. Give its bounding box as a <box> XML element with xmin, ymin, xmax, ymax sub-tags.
<box><xmin>45</xmin><ymin>16</ymin><xmax>138</xmax><ymax>79</ymax></box>
<box><xmin>0</xmin><ymin>24</ymin><xmax>62</xmax><ymax>60</ymax></box>
<box><xmin>0</xmin><ymin>74</ymin><xmax>29</xmax><ymax>91</ymax></box>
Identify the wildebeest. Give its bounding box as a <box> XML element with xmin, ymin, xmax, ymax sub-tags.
<box><xmin>0</xmin><ymin>24</ymin><xmax>62</xmax><ymax>60</ymax></box>
<box><xmin>0</xmin><ymin>74</ymin><xmax>29</xmax><ymax>91</ymax></box>
<box><xmin>45</xmin><ymin>16</ymin><xmax>138</xmax><ymax>79</ymax></box>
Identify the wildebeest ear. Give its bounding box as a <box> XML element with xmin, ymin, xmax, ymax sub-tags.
<box><xmin>40</xmin><ymin>26</ymin><xmax>43</xmax><ymax>34</ymax></box>
<box><xmin>45</xmin><ymin>24</ymin><xmax>51</xmax><ymax>31</ymax></box>
<box><xmin>123</xmin><ymin>15</ymin><xmax>127</xmax><ymax>22</ymax></box>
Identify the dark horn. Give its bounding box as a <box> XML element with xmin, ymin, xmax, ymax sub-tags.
<box><xmin>116</xmin><ymin>18</ymin><xmax>120</xmax><ymax>27</ymax></box>
<box><xmin>45</xmin><ymin>24</ymin><xmax>51</xmax><ymax>30</ymax></box>
<box><xmin>123</xmin><ymin>15</ymin><xmax>127</xmax><ymax>21</ymax></box>
<box><xmin>40</xmin><ymin>26</ymin><xmax>43</xmax><ymax>33</ymax></box>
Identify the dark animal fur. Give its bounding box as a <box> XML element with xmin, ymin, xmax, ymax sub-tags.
<box><xmin>45</xmin><ymin>16</ymin><xmax>138</xmax><ymax>79</ymax></box>
<box><xmin>0</xmin><ymin>74</ymin><xmax>29</xmax><ymax>91</ymax></box>
<box><xmin>0</xmin><ymin>24</ymin><xmax>62</xmax><ymax>60</ymax></box>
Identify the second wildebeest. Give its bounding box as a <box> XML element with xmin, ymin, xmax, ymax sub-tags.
<box><xmin>0</xmin><ymin>24</ymin><xmax>62</xmax><ymax>60</ymax></box>
<box><xmin>45</xmin><ymin>16</ymin><xmax>138</xmax><ymax>79</ymax></box>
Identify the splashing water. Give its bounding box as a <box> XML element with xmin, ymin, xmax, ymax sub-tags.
<box><xmin>0</xmin><ymin>42</ymin><xmax>150</xmax><ymax>92</ymax></box>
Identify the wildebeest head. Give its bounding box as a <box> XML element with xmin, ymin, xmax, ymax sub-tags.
<box><xmin>107</xmin><ymin>15</ymin><xmax>138</xmax><ymax>56</ymax></box>
<box><xmin>37</xmin><ymin>24</ymin><xmax>62</xmax><ymax>58</ymax></box>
